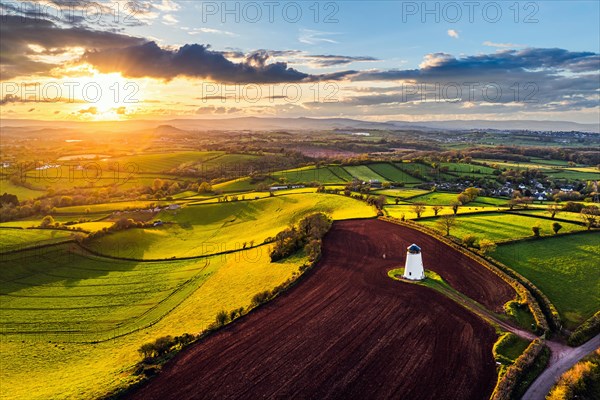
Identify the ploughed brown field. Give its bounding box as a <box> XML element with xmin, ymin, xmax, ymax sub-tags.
<box><xmin>130</xmin><ymin>219</ymin><xmax>515</xmax><ymax>400</ymax></box>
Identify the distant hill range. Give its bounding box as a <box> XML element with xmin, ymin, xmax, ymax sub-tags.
<box><xmin>1</xmin><ymin>117</ymin><xmax>598</xmax><ymax>133</ymax></box>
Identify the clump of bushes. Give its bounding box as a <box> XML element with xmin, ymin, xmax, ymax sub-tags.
<box><xmin>251</xmin><ymin>290</ymin><xmax>272</xmax><ymax>307</ymax></box>
<box><xmin>568</xmin><ymin>311</ymin><xmax>600</xmax><ymax>346</ymax></box>
<box><xmin>136</xmin><ymin>334</ymin><xmax>196</xmax><ymax>376</ymax></box>
<box><xmin>547</xmin><ymin>348</ymin><xmax>600</xmax><ymax>400</ymax></box>
<box><xmin>85</xmin><ymin>217</ymin><xmax>154</xmax><ymax>241</ymax></box>
<box><xmin>462</xmin><ymin>234</ymin><xmax>477</xmax><ymax>248</ymax></box>
<box><xmin>269</xmin><ymin>213</ymin><xmax>332</xmax><ymax>262</ymax></box>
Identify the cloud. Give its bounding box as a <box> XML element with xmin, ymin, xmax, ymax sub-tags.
<box><xmin>196</xmin><ymin>106</ymin><xmax>242</xmax><ymax>114</ymax></box>
<box><xmin>153</xmin><ymin>0</ymin><xmax>181</xmax><ymax>12</ymax></box>
<box><xmin>163</xmin><ymin>14</ymin><xmax>179</xmax><ymax>25</ymax></box>
<box><xmin>187</xmin><ymin>28</ymin><xmax>238</xmax><ymax>37</ymax></box>
<box><xmin>352</xmin><ymin>48</ymin><xmax>599</xmax><ymax>81</ymax></box>
<box><xmin>348</xmin><ymin>48</ymin><xmax>599</xmax><ymax>111</ymax></box>
<box><xmin>81</xmin><ymin>42</ymin><xmax>354</xmax><ymax>83</ymax></box>
<box><xmin>483</xmin><ymin>41</ymin><xmax>525</xmax><ymax>48</ymax></box>
<box><xmin>298</xmin><ymin>29</ymin><xmax>340</xmax><ymax>45</ymax></box>
<box><xmin>447</xmin><ymin>29</ymin><xmax>459</xmax><ymax>39</ymax></box>
<box><xmin>0</xmin><ymin>15</ymin><xmax>146</xmax><ymax>80</ymax></box>
<box><xmin>78</xmin><ymin>106</ymin><xmax>98</xmax><ymax>114</ymax></box>
<box><xmin>305</xmin><ymin>55</ymin><xmax>379</xmax><ymax>67</ymax></box>
<box><xmin>0</xmin><ymin>93</ymin><xmax>85</xmax><ymax>105</ymax></box>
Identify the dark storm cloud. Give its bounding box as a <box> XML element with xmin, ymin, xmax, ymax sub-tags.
<box><xmin>346</xmin><ymin>48</ymin><xmax>599</xmax><ymax>111</ymax></box>
<box><xmin>352</xmin><ymin>48</ymin><xmax>600</xmax><ymax>81</ymax></box>
<box><xmin>0</xmin><ymin>15</ymin><xmax>146</xmax><ymax>79</ymax></box>
<box><xmin>81</xmin><ymin>42</ymin><xmax>356</xmax><ymax>84</ymax></box>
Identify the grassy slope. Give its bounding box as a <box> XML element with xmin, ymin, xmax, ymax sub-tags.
<box><xmin>87</xmin><ymin>193</ymin><xmax>376</xmax><ymax>259</ymax></box>
<box><xmin>0</xmin><ymin>229</ymin><xmax>72</xmax><ymax>253</ymax></box>
<box><xmin>492</xmin><ymin>233</ymin><xmax>600</xmax><ymax>329</ymax></box>
<box><xmin>0</xmin><ymin>180</ymin><xmax>45</xmax><ymax>200</ymax></box>
<box><xmin>0</xmin><ymin>245</ymin><xmax>304</xmax><ymax>399</ymax></box>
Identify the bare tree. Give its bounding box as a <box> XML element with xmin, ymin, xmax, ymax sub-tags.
<box><xmin>412</xmin><ymin>202</ymin><xmax>426</xmax><ymax>218</ymax></box>
<box><xmin>451</xmin><ymin>201</ymin><xmax>460</xmax><ymax>215</ymax></box>
<box><xmin>580</xmin><ymin>206</ymin><xmax>599</xmax><ymax>230</ymax></box>
<box><xmin>436</xmin><ymin>214</ymin><xmax>457</xmax><ymax>236</ymax></box>
<box><xmin>546</xmin><ymin>204</ymin><xmax>562</xmax><ymax>219</ymax></box>
<box><xmin>432</xmin><ymin>205</ymin><xmax>443</xmax><ymax>216</ymax></box>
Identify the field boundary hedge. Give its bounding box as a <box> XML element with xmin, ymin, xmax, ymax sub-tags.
<box><xmin>505</xmin><ymin>210</ymin><xmax>587</xmax><ymax>226</ymax></box>
<box><xmin>379</xmin><ymin>216</ymin><xmax>550</xmax><ymax>334</ymax></box>
<box><xmin>568</xmin><ymin>311</ymin><xmax>600</xmax><ymax>346</ymax></box>
<box><xmin>494</xmin><ymin>227</ymin><xmax>598</xmax><ymax>246</ymax></box>
<box><xmin>490</xmin><ymin>338</ymin><xmax>549</xmax><ymax>400</ymax></box>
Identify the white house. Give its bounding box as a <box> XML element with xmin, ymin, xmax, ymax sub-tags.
<box><xmin>403</xmin><ymin>244</ymin><xmax>425</xmax><ymax>281</ymax></box>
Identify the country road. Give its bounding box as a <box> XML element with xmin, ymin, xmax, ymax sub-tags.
<box><xmin>522</xmin><ymin>333</ymin><xmax>600</xmax><ymax>400</ymax></box>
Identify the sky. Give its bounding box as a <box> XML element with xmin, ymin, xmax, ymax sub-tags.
<box><xmin>0</xmin><ymin>0</ymin><xmax>599</xmax><ymax>123</ymax></box>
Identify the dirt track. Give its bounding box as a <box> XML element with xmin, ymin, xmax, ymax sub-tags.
<box><xmin>129</xmin><ymin>219</ymin><xmax>515</xmax><ymax>400</ymax></box>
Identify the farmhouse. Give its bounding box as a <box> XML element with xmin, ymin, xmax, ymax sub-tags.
<box><xmin>403</xmin><ymin>244</ymin><xmax>425</xmax><ymax>281</ymax></box>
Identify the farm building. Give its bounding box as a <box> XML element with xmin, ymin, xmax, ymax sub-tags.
<box><xmin>403</xmin><ymin>244</ymin><xmax>425</xmax><ymax>281</ymax></box>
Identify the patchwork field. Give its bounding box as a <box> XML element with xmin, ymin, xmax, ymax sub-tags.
<box><xmin>86</xmin><ymin>194</ymin><xmax>376</xmax><ymax>259</ymax></box>
<box><xmin>492</xmin><ymin>233</ymin><xmax>600</xmax><ymax>329</ymax></box>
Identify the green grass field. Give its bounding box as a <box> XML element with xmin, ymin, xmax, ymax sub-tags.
<box><xmin>367</xmin><ymin>163</ymin><xmax>423</xmax><ymax>183</ymax></box>
<box><xmin>87</xmin><ymin>193</ymin><xmax>376</xmax><ymax>259</ymax></box>
<box><xmin>492</xmin><ymin>233</ymin><xmax>600</xmax><ymax>329</ymax></box>
<box><xmin>0</xmin><ymin>243</ymin><xmax>304</xmax><ymax>399</ymax></box>
<box><xmin>373</xmin><ymin>188</ymin><xmax>430</xmax><ymax>199</ymax></box>
<box><xmin>0</xmin><ymin>229</ymin><xmax>73</xmax><ymax>253</ymax></box>
<box><xmin>419</xmin><ymin>212</ymin><xmax>586</xmax><ymax>242</ymax></box>
<box><xmin>0</xmin><ymin>180</ymin><xmax>45</xmax><ymax>201</ymax></box>
<box><xmin>55</xmin><ymin>200</ymin><xmax>171</xmax><ymax>214</ymax></box>
<box><xmin>408</xmin><ymin>191</ymin><xmax>508</xmax><ymax>207</ymax></box>
<box><xmin>440</xmin><ymin>162</ymin><xmax>497</xmax><ymax>176</ymax></box>
<box><xmin>342</xmin><ymin>165</ymin><xmax>386</xmax><ymax>182</ymax></box>
<box><xmin>327</xmin><ymin>165</ymin><xmax>354</xmax><ymax>181</ymax></box>
<box><xmin>272</xmin><ymin>166</ymin><xmax>346</xmax><ymax>184</ymax></box>
<box><xmin>98</xmin><ymin>151</ymin><xmax>225</xmax><ymax>173</ymax></box>
<box><xmin>384</xmin><ymin>205</ymin><xmax>494</xmax><ymax>219</ymax></box>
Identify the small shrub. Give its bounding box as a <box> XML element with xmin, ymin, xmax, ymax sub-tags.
<box><xmin>215</xmin><ymin>310</ymin><xmax>230</xmax><ymax>327</ymax></box>
<box><xmin>462</xmin><ymin>234</ymin><xmax>477</xmax><ymax>248</ymax></box>
<box><xmin>251</xmin><ymin>291</ymin><xmax>271</xmax><ymax>307</ymax></box>
<box><xmin>552</xmin><ymin>222</ymin><xmax>563</xmax><ymax>235</ymax></box>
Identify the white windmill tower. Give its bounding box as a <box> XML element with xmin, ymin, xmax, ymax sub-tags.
<box><xmin>403</xmin><ymin>244</ymin><xmax>425</xmax><ymax>281</ymax></box>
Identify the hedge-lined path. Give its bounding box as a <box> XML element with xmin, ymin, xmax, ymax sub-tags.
<box><xmin>522</xmin><ymin>333</ymin><xmax>600</xmax><ymax>400</ymax></box>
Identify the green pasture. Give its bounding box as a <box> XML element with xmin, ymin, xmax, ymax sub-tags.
<box><xmin>492</xmin><ymin>233</ymin><xmax>600</xmax><ymax>329</ymax></box>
